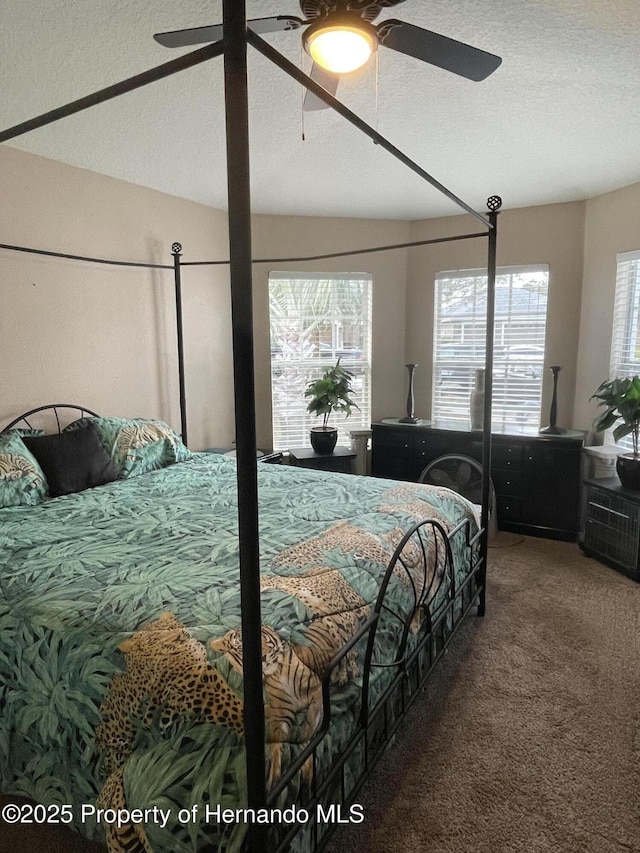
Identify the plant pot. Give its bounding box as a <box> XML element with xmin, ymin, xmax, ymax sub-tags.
<box><xmin>310</xmin><ymin>427</ymin><xmax>338</xmax><ymax>455</ymax></box>
<box><xmin>616</xmin><ymin>453</ymin><xmax>640</xmax><ymax>490</ymax></box>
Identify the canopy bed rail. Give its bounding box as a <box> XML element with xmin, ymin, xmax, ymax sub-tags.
<box><xmin>0</xmin><ymin>3</ymin><xmax>498</xmax><ymax>851</ymax></box>
<box><xmin>264</xmin><ymin>515</ymin><xmax>482</xmax><ymax>853</ymax></box>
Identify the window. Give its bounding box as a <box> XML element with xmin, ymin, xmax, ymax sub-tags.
<box><xmin>607</xmin><ymin>250</ymin><xmax>640</xmax><ymax>449</ymax></box>
<box><xmin>610</xmin><ymin>251</ymin><xmax>640</xmax><ymax>378</ymax></box>
<box><xmin>269</xmin><ymin>272</ymin><xmax>372</xmax><ymax>451</ymax></box>
<box><xmin>432</xmin><ymin>265</ymin><xmax>549</xmax><ymax>429</ymax></box>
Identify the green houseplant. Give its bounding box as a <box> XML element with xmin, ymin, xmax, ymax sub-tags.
<box><xmin>305</xmin><ymin>358</ymin><xmax>359</xmax><ymax>454</ymax></box>
<box><xmin>591</xmin><ymin>376</ymin><xmax>640</xmax><ymax>489</ymax></box>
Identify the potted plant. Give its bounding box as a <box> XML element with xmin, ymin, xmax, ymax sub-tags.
<box><xmin>305</xmin><ymin>358</ymin><xmax>359</xmax><ymax>454</ymax></box>
<box><xmin>591</xmin><ymin>376</ymin><xmax>640</xmax><ymax>489</ymax></box>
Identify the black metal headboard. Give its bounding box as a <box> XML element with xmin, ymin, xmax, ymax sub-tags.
<box><xmin>1</xmin><ymin>404</ymin><xmax>100</xmax><ymax>434</ymax></box>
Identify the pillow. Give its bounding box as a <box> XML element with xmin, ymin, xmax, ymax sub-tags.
<box><xmin>8</xmin><ymin>428</ymin><xmax>45</xmax><ymax>438</ymax></box>
<box><xmin>23</xmin><ymin>422</ymin><xmax>120</xmax><ymax>497</ymax></box>
<box><xmin>0</xmin><ymin>432</ymin><xmax>48</xmax><ymax>507</ymax></box>
<box><xmin>65</xmin><ymin>416</ymin><xmax>192</xmax><ymax>478</ymax></box>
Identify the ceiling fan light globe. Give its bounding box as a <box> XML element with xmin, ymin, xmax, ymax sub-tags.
<box><xmin>305</xmin><ymin>24</ymin><xmax>376</xmax><ymax>74</ymax></box>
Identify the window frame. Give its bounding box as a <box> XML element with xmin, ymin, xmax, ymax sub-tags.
<box><xmin>268</xmin><ymin>271</ymin><xmax>373</xmax><ymax>452</ymax></box>
<box><xmin>610</xmin><ymin>250</ymin><xmax>640</xmax><ymax>378</ymax></box>
<box><xmin>606</xmin><ymin>250</ymin><xmax>640</xmax><ymax>450</ymax></box>
<box><xmin>432</xmin><ymin>264</ymin><xmax>550</xmax><ymax>430</ymax></box>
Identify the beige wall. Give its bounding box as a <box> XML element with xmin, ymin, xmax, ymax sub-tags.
<box><xmin>574</xmin><ymin>181</ymin><xmax>640</xmax><ymax>431</ymax></box>
<box><xmin>251</xmin><ymin>214</ymin><xmax>410</xmax><ymax>448</ymax></box>
<box><xmin>0</xmin><ymin>145</ymin><xmax>235</xmax><ymax>451</ymax></box>
<box><xmin>3</xmin><ymin>142</ymin><xmax>640</xmax><ymax>447</ymax></box>
<box><xmin>1</xmin><ymin>146</ymin><xmax>410</xmax><ymax>452</ymax></box>
<box><xmin>405</xmin><ymin>202</ymin><xmax>585</xmax><ymax>428</ymax></box>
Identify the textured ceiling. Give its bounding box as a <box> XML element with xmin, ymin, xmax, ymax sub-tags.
<box><xmin>2</xmin><ymin>0</ymin><xmax>640</xmax><ymax>220</ymax></box>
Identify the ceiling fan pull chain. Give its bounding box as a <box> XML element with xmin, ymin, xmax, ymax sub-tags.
<box><xmin>300</xmin><ymin>41</ymin><xmax>306</xmax><ymax>141</ymax></box>
<box><xmin>375</xmin><ymin>47</ymin><xmax>379</xmax><ymax>133</ymax></box>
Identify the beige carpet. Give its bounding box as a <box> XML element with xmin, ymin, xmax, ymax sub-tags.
<box><xmin>325</xmin><ymin>533</ymin><xmax>640</xmax><ymax>853</ymax></box>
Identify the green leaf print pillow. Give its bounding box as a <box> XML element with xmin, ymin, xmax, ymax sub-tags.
<box><xmin>65</xmin><ymin>416</ymin><xmax>192</xmax><ymax>478</ymax></box>
<box><xmin>0</xmin><ymin>431</ymin><xmax>48</xmax><ymax>507</ymax></box>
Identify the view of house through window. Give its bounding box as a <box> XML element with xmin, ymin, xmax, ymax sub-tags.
<box><xmin>432</xmin><ymin>265</ymin><xmax>550</xmax><ymax>429</ymax></box>
<box><xmin>607</xmin><ymin>250</ymin><xmax>640</xmax><ymax>448</ymax></box>
<box><xmin>610</xmin><ymin>251</ymin><xmax>640</xmax><ymax>377</ymax></box>
<box><xmin>269</xmin><ymin>272</ymin><xmax>372</xmax><ymax>451</ymax></box>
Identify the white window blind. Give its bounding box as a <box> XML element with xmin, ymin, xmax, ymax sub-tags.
<box><xmin>610</xmin><ymin>251</ymin><xmax>640</xmax><ymax>377</ymax></box>
<box><xmin>269</xmin><ymin>272</ymin><xmax>372</xmax><ymax>451</ymax></box>
<box><xmin>432</xmin><ymin>265</ymin><xmax>549</xmax><ymax>429</ymax></box>
<box><xmin>607</xmin><ymin>250</ymin><xmax>640</xmax><ymax>449</ymax></box>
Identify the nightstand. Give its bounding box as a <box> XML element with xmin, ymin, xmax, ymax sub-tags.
<box><xmin>581</xmin><ymin>477</ymin><xmax>640</xmax><ymax>582</ymax></box>
<box><xmin>288</xmin><ymin>446</ymin><xmax>357</xmax><ymax>474</ymax></box>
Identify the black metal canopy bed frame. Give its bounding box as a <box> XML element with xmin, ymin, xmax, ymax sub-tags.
<box><xmin>0</xmin><ymin>4</ymin><xmax>500</xmax><ymax>852</ymax></box>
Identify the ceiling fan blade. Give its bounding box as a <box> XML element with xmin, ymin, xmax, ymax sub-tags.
<box><xmin>427</xmin><ymin>467</ymin><xmax>455</xmax><ymax>488</ymax></box>
<box><xmin>455</xmin><ymin>462</ymin><xmax>473</xmax><ymax>488</ymax></box>
<box><xmin>303</xmin><ymin>63</ymin><xmax>341</xmax><ymax>112</ymax></box>
<box><xmin>154</xmin><ymin>15</ymin><xmax>302</xmax><ymax>48</ymax></box>
<box><xmin>378</xmin><ymin>20</ymin><xmax>502</xmax><ymax>82</ymax></box>
<box><xmin>154</xmin><ymin>25</ymin><xmax>223</xmax><ymax>49</ymax></box>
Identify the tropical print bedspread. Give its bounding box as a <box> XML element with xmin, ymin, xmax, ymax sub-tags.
<box><xmin>0</xmin><ymin>453</ymin><xmax>477</xmax><ymax>852</ymax></box>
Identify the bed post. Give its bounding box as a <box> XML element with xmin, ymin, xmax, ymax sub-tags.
<box><xmin>478</xmin><ymin>196</ymin><xmax>501</xmax><ymax>617</ymax></box>
<box><xmin>171</xmin><ymin>243</ymin><xmax>188</xmax><ymax>447</ymax></box>
<box><xmin>222</xmin><ymin>1</ymin><xmax>268</xmax><ymax>849</ymax></box>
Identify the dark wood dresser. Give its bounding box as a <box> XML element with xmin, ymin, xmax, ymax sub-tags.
<box><xmin>371</xmin><ymin>420</ymin><xmax>586</xmax><ymax>541</ymax></box>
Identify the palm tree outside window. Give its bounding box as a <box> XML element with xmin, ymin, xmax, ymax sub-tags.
<box><xmin>268</xmin><ymin>272</ymin><xmax>372</xmax><ymax>450</ymax></box>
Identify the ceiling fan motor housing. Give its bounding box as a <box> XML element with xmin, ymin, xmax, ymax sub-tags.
<box><xmin>302</xmin><ymin>13</ymin><xmax>380</xmax><ymax>64</ymax></box>
<box><xmin>300</xmin><ymin>0</ymin><xmax>405</xmax><ymax>24</ymax></box>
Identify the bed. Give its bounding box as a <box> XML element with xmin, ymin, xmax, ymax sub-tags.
<box><xmin>0</xmin><ymin>405</ymin><xmax>482</xmax><ymax>853</ymax></box>
<box><xmin>1</xmin><ymin>8</ymin><xmax>500</xmax><ymax>851</ymax></box>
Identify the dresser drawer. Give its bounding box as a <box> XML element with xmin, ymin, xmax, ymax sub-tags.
<box><xmin>492</xmin><ymin>443</ymin><xmax>523</xmax><ymax>470</ymax></box>
<box><xmin>492</xmin><ymin>468</ymin><xmax>522</xmax><ymax>496</ymax></box>
<box><xmin>371</xmin><ymin>427</ymin><xmax>414</xmax><ymax>480</ymax></box>
<box><xmin>373</xmin><ymin>427</ymin><xmax>413</xmax><ymax>452</ymax></box>
<box><xmin>414</xmin><ymin>433</ymin><xmax>459</xmax><ymax>461</ymax></box>
<box><xmin>496</xmin><ymin>495</ymin><xmax>522</xmax><ymax>521</ymax></box>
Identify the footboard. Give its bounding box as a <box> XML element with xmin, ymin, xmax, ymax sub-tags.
<box><xmin>264</xmin><ymin>514</ymin><xmax>483</xmax><ymax>853</ymax></box>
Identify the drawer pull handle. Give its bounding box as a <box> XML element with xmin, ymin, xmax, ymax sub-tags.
<box><xmin>588</xmin><ymin>501</ymin><xmax>630</xmax><ymax>520</ymax></box>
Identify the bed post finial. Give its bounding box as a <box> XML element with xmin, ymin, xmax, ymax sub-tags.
<box><xmin>486</xmin><ymin>195</ymin><xmax>502</xmax><ymax>212</ymax></box>
<box><xmin>171</xmin><ymin>242</ymin><xmax>182</xmax><ymax>255</ymax></box>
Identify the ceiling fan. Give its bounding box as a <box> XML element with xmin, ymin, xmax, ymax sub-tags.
<box><xmin>154</xmin><ymin>0</ymin><xmax>502</xmax><ymax>111</ymax></box>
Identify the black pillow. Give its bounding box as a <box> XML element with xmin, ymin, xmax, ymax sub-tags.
<box><xmin>23</xmin><ymin>422</ymin><xmax>120</xmax><ymax>497</ymax></box>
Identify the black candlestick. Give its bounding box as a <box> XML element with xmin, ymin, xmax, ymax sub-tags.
<box><xmin>400</xmin><ymin>363</ymin><xmax>419</xmax><ymax>424</ymax></box>
<box><xmin>540</xmin><ymin>365</ymin><xmax>567</xmax><ymax>434</ymax></box>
